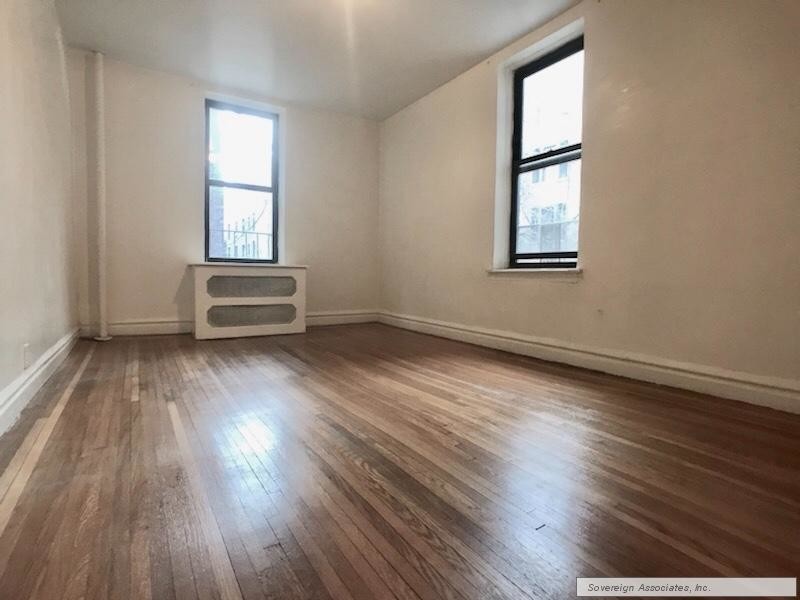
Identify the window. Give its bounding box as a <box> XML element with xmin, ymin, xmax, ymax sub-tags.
<box><xmin>205</xmin><ymin>99</ymin><xmax>279</xmax><ymax>262</ymax></box>
<box><xmin>510</xmin><ymin>37</ymin><xmax>584</xmax><ymax>269</ymax></box>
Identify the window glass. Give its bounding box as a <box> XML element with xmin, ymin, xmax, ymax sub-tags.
<box><xmin>520</xmin><ymin>50</ymin><xmax>584</xmax><ymax>159</ymax></box>
<box><xmin>208</xmin><ymin>186</ymin><xmax>274</xmax><ymax>261</ymax></box>
<box><xmin>515</xmin><ymin>160</ymin><xmax>581</xmax><ymax>254</ymax></box>
<box><xmin>208</xmin><ymin>107</ymin><xmax>273</xmax><ymax>187</ymax></box>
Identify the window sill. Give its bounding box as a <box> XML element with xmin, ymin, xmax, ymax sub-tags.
<box><xmin>190</xmin><ymin>262</ymin><xmax>307</xmax><ymax>269</ymax></box>
<box><xmin>487</xmin><ymin>267</ymin><xmax>582</xmax><ymax>280</ymax></box>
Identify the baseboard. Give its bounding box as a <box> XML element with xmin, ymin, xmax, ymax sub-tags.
<box><xmin>306</xmin><ymin>310</ymin><xmax>380</xmax><ymax>327</ymax></box>
<box><xmin>377</xmin><ymin>311</ymin><xmax>800</xmax><ymax>414</ymax></box>
<box><xmin>75</xmin><ymin>310</ymin><xmax>798</xmax><ymax>414</ymax></box>
<box><xmin>81</xmin><ymin>311</ymin><xmax>381</xmax><ymax>335</ymax></box>
<box><xmin>81</xmin><ymin>319</ymin><xmax>194</xmax><ymax>336</ymax></box>
<box><xmin>0</xmin><ymin>328</ymin><xmax>79</xmax><ymax>436</ymax></box>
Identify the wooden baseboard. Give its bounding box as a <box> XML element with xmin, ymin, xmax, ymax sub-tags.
<box><xmin>0</xmin><ymin>328</ymin><xmax>79</xmax><ymax>436</ymax></box>
<box><xmin>377</xmin><ymin>311</ymin><xmax>800</xmax><ymax>414</ymax></box>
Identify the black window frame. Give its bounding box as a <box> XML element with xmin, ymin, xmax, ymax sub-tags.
<box><xmin>509</xmin><ymin>36</ymin><xmax>584</xmax><ymax>269</ymax></box>
<box><xmin>204</xmin><ymin>98</ymin><xmax>280</xmax><ymax>264</ymax></box>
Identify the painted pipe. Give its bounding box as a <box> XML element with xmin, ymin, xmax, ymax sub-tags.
<box><xmin>93</xmin><ymin>52</ymin><xmax>111</xmax><ymax>341</ymax></box>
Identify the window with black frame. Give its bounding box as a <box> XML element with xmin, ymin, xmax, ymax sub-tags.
<box><xmin>510</xmin><ymin>37</ymin><xmax>584</xmax><ymax>268</ymax></box>
<box><xmin>205</xmin><ymin>99</ymin><xmax>279</xmax><ymax>263</ymax></box>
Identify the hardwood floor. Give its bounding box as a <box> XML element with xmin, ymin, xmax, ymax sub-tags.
<box><xmin>0</xmin><ymin>323</ymin><xmax>797</xmax><ymax>599</ymax></box>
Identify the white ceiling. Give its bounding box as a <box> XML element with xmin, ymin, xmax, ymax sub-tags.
<box><xmin>56</xmin><ymin>0</ymin><xmax>577</xmax><ymax>119</ymax></box>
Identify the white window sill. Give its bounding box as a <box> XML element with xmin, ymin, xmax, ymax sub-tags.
<box><xmin>487</xmin><ymin>267</ymin><xmax>583</xmax><ymax>280</ymax></box>
<box><xmin>190</xmin><ymin>262</ymin><xmax>307</xmax><ymax>269</ymax></box>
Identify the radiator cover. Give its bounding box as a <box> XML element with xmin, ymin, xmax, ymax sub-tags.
<box><xmin>192</xmin><ymin>264</ymin><xmax>307</xmax><ymax>339</ymax></box>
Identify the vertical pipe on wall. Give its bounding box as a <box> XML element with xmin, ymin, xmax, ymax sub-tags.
<box><xmin>93</xmin><ymin>51</ymin><xmax>111</xmax><ymax>341</ymax></box>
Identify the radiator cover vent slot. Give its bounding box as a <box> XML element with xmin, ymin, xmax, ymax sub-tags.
<box><xmin>207</xmin><ymin>275</ymin><xmax>296</xmax><ymax>298</ymax></box>
<box><xmin>207</xmin><ymin>304</ymin><xmax>296</xmax><ymax>327</ymax></box>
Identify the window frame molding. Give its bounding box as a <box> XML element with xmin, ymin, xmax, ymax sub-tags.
<box><xmin>204</xmin><ymin>98</ymin><xmax>281</xmax><ymax>264</ymax></box>
<box><xmin>490</xmin><ymin>19</ymin><xmax>584</xmax><ymax>274</ymax></box>
<box><xmin>509</xmin><ymin>35</ymin><xmax>584</xmax><ymax>270</ymax></box>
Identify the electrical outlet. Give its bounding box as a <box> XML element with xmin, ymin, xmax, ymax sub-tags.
<box><xmin>23</xmin><ymin>343</ymin><xmax>31</xmax><ymax>370</ymax></box>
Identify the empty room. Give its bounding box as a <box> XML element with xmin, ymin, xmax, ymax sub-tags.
<box><xmin>1</xmin><ymin>0</ymin><xmax>798</xmax><ymax>598</ymax></box>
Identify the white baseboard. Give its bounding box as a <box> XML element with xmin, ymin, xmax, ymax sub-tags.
<box><xmin>81</xmin><ymin>319</ymin><xmax>193</xmax><ymax>337</ymax></box>
<box><xmin>306</xmin><ymin>310</ymin><xmax>380</xmax><ymax>327</ymax></box>
<box><xmin>81</xmin><ymin>310</ymin><xmax>381</xmax><ymax>336</ymax></box>
<box><xmin>75</xmin><ymin>310</ymin><xmax>799</xmax><ymax>414</ymax></box>
<box><xmin>0</xmin><ymin>328</ymin><xmax>79</xmax><ymax>436</ymax></box>
<box><xmin>377</xmin><ymin>311</ymin><xmax>800</xmax><ymax>414</ymax></box>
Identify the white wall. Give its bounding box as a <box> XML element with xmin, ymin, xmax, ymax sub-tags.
<box><xmin>0</xmin><ymin>0</ymin><xmax>78</xmax><ymax>409</ymax></box>
<box><xmin>69</xmin><ymin>53</ymin><xmax>380</xmax><ymax>334</ymax></box>
<box><xmin>379</xmin><ymin>0</ymin><xmax>800</xmax><ymax>406</ymax></box>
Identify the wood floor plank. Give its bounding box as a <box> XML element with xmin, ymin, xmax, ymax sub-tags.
<box><xmin>167</xmin><ymin>400</ymin><xmax>243</xmax><ymax>600</ymax></box>
<box><xmin>0</xmin><ymin>324</ymin><xmax>797</xmax><ymax>599</ymax></box>
<box><xmin>175</xmin><ymin>338</ymin><xmax>336</xmax><ymax>600</ymax></box>
<box><xmin>0</xmin><ymin>346</ymin><xmax>95</xmax><ymax>539</ymax></box>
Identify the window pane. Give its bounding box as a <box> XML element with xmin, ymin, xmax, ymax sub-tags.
<box><xmin>521</xmin><ymin>50</ymin><xmax>583</xmax><ymax>158</ymax></box>
<box><xmin>516</xmin><ymin>159</ymin><xmax>581</xmax><ymax>254</ymax></box>
<box><xmin>208</xmin><ymin>186</ymin><xmax>274</xmax><ymax>260</ymax></box>
<box><xmin>208</xmin><ymin>107</ymin><xmax>273</xmax><ymax>187</ymax></box>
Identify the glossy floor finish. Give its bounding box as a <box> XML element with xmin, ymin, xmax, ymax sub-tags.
<box><xmin>0</xmin><ymin>324</ymin><xmax>798</xmax><ymax>599</ymax></box>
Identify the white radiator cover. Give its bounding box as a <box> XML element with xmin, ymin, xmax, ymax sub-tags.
<box><xmin>191</xmin><ymin>264</ymin><xmax>307</xmax><ymax>340</ymax></box>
